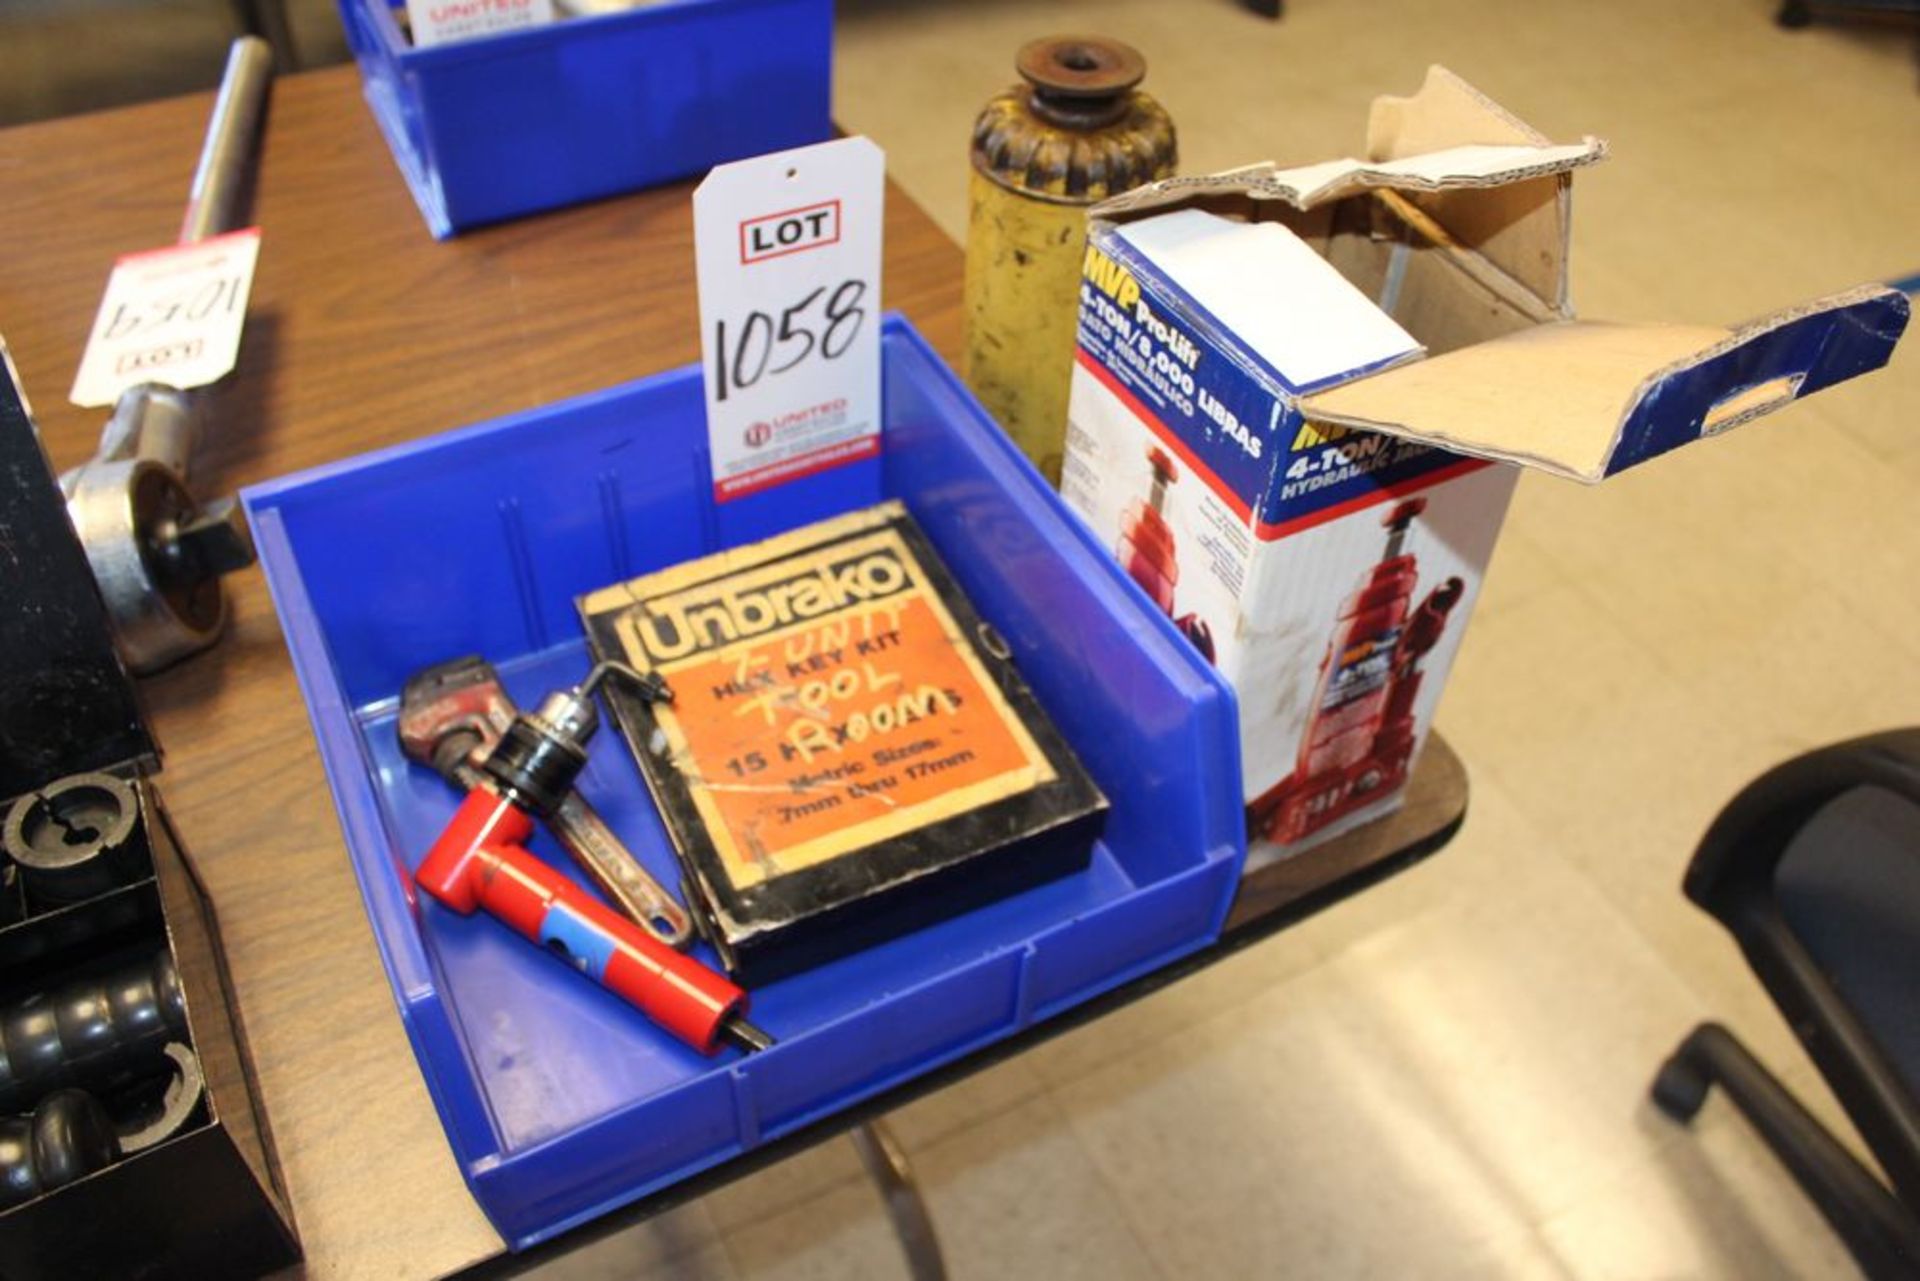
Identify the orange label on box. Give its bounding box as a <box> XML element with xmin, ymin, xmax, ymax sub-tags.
<box><xmin>598</xmin><ymin>521</ymin><xmax>1054</xmax><ymax>889</ymax></box>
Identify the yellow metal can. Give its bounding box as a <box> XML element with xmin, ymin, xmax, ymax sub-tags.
<box><xmin>963</xmin><ymin>37</ymin><xmax>1176</xmax><ymax>485</ymax></box>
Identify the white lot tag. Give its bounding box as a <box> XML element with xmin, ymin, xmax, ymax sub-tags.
<box><xmin>69</xmin><ymin>228</ymin><xmax>261</xmax><ymax>409</ymax></box>
<box><xmin>695</xmin><ymin>137</ymin><xmax>883</xmax><ymax>502</ymax></box>
<box><xmin>407</xmin><ymin>0</ymin><xmax>553</xmax><ymax>47</ymax></box>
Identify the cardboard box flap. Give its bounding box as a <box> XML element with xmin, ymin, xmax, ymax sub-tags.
<box><xmin>1091</xmin><ymin>67</ymin><xmax>1603</xmax><ymax>312</ymax></box>
<box><xmin>1367</xmin><ymin>64</ymin><xmax>1552</xmax><ymax>159</ymax></box>
<box><xmin>1093</xmin><ymin>140</ymin><xmax>1604</xmax><ymax>222</ymax></box>
<box><xmin>1299</xmin><ymin>285</ymin><xmax>1911</xmax><ymax>482</ymax></box>
<box><xmin>1366</xmin><ymin>65</ymin><xmax>1594</xmax><ymax>310</ymax></box>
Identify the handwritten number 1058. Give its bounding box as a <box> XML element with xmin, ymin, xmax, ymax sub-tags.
<box><xmin>713</xmin><ymin>278</ymin><xmax>867</xmax><ymax>402</ymax></box>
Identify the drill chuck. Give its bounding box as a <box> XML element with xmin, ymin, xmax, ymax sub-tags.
<box><xmin>481</xmin><ymin>714</ymin><xmax>590</xmax><ymax>818</ymax></box>
<box><xmin>477</xmin><ymin>664</ymin><xmax>668</xmax><ymax>817</ymax></box>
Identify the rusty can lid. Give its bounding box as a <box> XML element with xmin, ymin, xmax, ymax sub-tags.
<box><xmin>972</xmin><ymin>35</ymin><xmax>1176</xmax><ymax>203</ymax></box>
<box><xmin>1016</xmin><ymin>36</ymin><xmax>1146</xmax><ymax>127</ymax></box>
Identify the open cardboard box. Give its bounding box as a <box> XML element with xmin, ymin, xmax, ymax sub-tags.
<box><xmin>1061</xmin><ymin>66</ymin><xmax>1910</xmax><ymax>857</ymax></box>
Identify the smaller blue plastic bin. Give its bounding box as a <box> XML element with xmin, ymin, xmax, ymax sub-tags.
<box><xmin>337</xmin><ymin>0</ymin><xmax>834</xmax><ymax>237</ymax></box>
<box><xmin>243</xmin><ymin>317</ymin><xmax>1245</xmax><ymax>1246</ymax></box>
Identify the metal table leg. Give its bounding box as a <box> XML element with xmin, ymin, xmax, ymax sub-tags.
<box><xmin>848</xmin><ymin>1120</ymin><xmax>947</xmax><ymax>1281</ymax></box>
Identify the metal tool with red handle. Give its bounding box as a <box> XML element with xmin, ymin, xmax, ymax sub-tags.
<box><xmin>413</xmin><ymin>661</ymin><xmax>772</xmax><ymax>1056</ymax></box>
<box><xmin>398</xmin><ymin>655</ymin><xmax>695</xmax><ymax>949</ymax></box>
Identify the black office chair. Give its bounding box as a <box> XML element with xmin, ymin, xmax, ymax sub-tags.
<box><xmin>1652</xmin><ymin>731</ymin><xmax>1920</xmax><ymax>1280</ymax></box>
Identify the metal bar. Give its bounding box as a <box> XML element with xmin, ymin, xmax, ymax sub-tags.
<box><xmin>180</xmin><ymin>37</ymin><xmax>274</xmax><ymax>245</ymax></box>
<box><xmin>848</xmin><ymin>1120</ymin><xmax>947</xmax><ymax>1281</ymax></box>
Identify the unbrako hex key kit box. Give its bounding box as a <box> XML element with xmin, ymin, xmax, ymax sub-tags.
<box><xmin>1060</xmin><ymin>66</ymin><xmax>1910</xmax><ymax>858</ymax></box>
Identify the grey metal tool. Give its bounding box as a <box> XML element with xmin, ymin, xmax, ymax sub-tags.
<box><xmin>396</xmin><ymin>656</ymin><xmax>697</xmax><ymax>949</ymax></box>
<box><xmin>2</xmin><ymin>772</ymin><xmax>147</xmax><ymax>908</ymax></box>
<box><xmin>60</xmin><ymin>36</ymin><xmax>273</xmax><ymax>674</ymax></box>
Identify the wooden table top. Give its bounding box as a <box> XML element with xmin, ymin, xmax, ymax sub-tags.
<box><xmin>0</xmin><ymin>64</ymin><xmax>1462</xmax><ymax>1281</ymax></box>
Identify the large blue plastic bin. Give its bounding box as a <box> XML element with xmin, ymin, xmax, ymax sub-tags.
<box><xmin>336</xmin><ymin>0</ymin><xmax>834</xmax><ymax>237</ymax></box>
<box><xmin>242</xmin><ymin>317</ymin><xmax>1245</xmax><ymax>1247</ymax></box>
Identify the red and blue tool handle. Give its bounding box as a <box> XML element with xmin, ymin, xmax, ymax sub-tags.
<box><xmin>416</xmin><ymin>788</ymin><xmax>749</xmax><ymax>1055</ymax></box>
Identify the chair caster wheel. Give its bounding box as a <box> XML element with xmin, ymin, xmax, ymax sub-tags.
<box><xmin>1652</xmin><ymin>1050</ymin><xmax>1711</xmax><ymax>1123</ymax></box>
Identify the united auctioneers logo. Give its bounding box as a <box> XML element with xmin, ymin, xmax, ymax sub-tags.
<box><xmin>744</xmin><ymin>421</ymin><xmax>772</xmax><ymax>448</ymax></box>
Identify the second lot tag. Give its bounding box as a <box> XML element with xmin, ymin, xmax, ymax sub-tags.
<box><xmin>69</xmin><ymin>228</ymin><xmax>261</xmax><ymax>409</ymax></box>
<box><xmin>695</xmin><ymin>137</ymin><xmax>884</xmax><ymax>502</ymax></box>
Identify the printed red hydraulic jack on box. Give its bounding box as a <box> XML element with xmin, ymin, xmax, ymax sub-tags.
<box><xmin>1060</xmin><ymin>66</ymin><xmax>1910</xmax><ymax>859</ymax></box>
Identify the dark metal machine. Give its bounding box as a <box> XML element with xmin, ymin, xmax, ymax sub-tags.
<box><xmin>0</xmin><ymin>66</ymin><xmax>297</xmax><ymax>1267</ymax></box>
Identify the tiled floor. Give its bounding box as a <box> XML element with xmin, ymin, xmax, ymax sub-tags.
<box><xmin>6</xmin><ymin>0</ymin><xmax>1914</xmax><ymax>1277</ymax></box>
